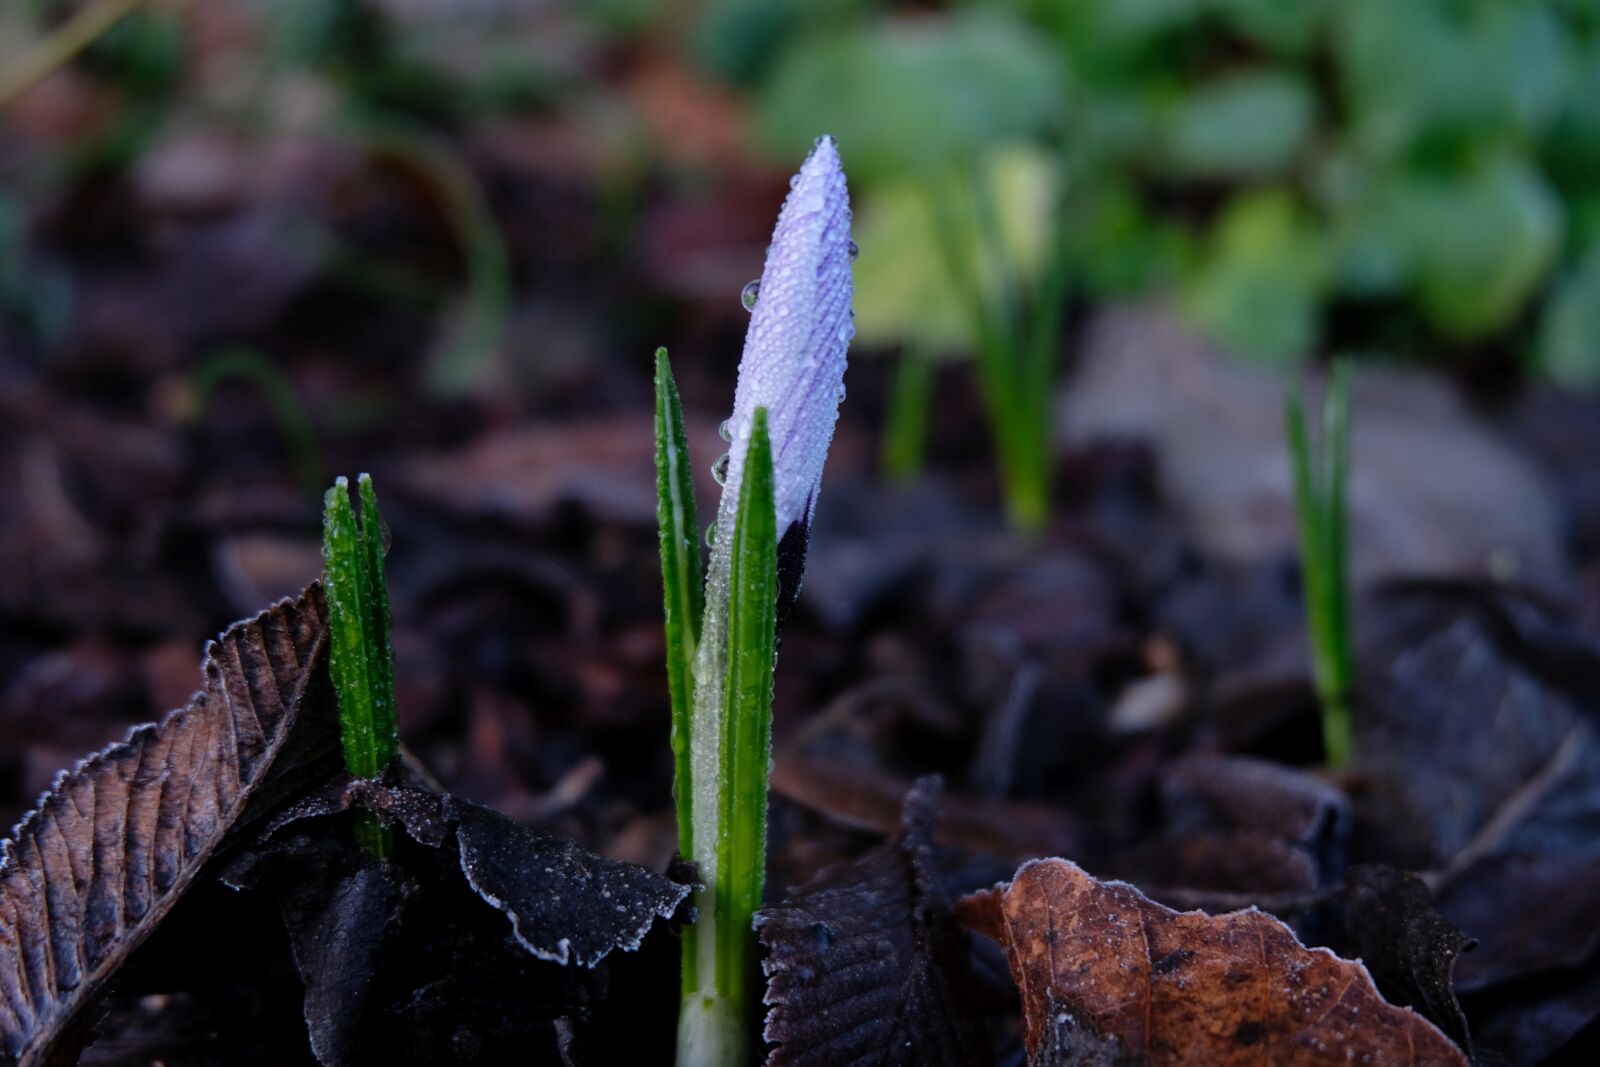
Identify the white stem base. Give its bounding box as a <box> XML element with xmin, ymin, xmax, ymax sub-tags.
<box><xmin>676</xmin><ymin>990</ymin><xmax>747</xmax><ymax>1067</ymax></box>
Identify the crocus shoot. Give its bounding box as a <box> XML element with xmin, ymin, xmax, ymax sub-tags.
<box><xmin>322</xmin><ymin>473</ymin><xmax>400</xmax><ymax>856</ymax></box>
<box><xmin>928</xmin><ymin>162</ymin><xmax>1072</xmax><ymax>531</ymax></box>
<box><xmin>1285</xmin><ymin>361</ymin><xmax>1354</xmax><ymax>769</ymax></box>
<box><xmin>657</xmin><ymin>136</ymin><xmax>853</xmax><ymax>1066</ymax></box>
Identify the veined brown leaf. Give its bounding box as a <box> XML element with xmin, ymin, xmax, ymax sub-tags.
<box><xmin>959</xmin><ymin>858</ymin><xmax>1468</xmax><ymax>1067</ymax></box>
<box><xmin>0</xmin><ymin>584</ymin><xmax>330</xmax><ymax>1067</ymax></box>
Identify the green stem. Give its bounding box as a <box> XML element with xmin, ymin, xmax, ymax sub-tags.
<box><xmin>677</xmin><ymin>410</ymin><xmax>778</xmax><ymax>1066</ymax></box>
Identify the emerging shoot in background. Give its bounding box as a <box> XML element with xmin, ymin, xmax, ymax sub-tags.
<box><xmin>322</xmin><ymin>473</ymin><xmax>400</xmax><ymax>856</ymax></box>
<box><xmin>1286</xmin><ymin>361</ymin><xmax>1354</xmax><ymax>769</ymax></box>
<box><xmin>658</xmin><ymin>136</ymin><xmax>854</xmax><ymax>1067</ymax></box>
<box><xmin>928</xmin><ymin>162</ymin><xmax>1072</xmax><ymax>531</ymax></box>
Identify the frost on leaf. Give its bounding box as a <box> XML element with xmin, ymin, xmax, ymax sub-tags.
<box><xmin>451</xmin><ymin>797</ymin><xmax>691</xmax><ymax>968</ymax></box>
<box><xmin>0</xmin><ymin>584</ymin><xmax>332</xmax><ymax>1067</ymax></box>
<box><xmin>226</xmin><ymin>775</ymin><xmax>695</xmax><ymax>1065</ymax></box>
<box><xmin>757</xmin><ymin>777</ymin><xmax>992</xmax><ymax>1067</ymax></box>
<box><xmin>957</xmin><ymin>858</ymin><xmax>1469</xmax><ymax>1067</ymax></box>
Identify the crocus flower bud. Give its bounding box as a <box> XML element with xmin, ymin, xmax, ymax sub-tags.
<box><xmin>683</xmin><ymin>142</ymin><xmax>854</xmax><ymax>1038</ymax></box>
<box><xmin>714</xmin><ymin>135</ymin><xmax>854</xmax><ymax>561</ymax></box>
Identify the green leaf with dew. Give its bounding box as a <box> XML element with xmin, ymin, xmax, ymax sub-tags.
<box><xmin>713</xmin><ymin>408</ymin><xmax>777</xmax><ymax>1000</ymax></box>
<box><xmin>653</xmin><ymin>348</ymin><xmax>703</xmax><ymax>863</ymax></box>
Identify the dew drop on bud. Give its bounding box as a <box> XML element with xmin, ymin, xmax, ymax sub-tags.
<box><xmin>710</xmin><ymin>453</ymin><xmax>730</xmax><ymax>486</ymax></box>
<box><xmin>847</xmin><ymin>239</ymin><xmax>859</xmax><ymax>262</ymax></box>
<box><xmin>705</xmin><ymin>522</ymin><xmax>718</xmax><ymax>548</ymax></box>
<box><xmin>718</xmin><ymin>419</ymin><xmax>732</xmax><ymax>442</ymax></box>
<box><xmin>740</xmin><ymin>279</ymin><xmax>760</xmax><ymax>312</ymax></box>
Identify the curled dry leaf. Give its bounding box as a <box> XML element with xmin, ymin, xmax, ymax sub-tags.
<box><xmin>757</xmin><ymin>777</ymin><xmax>993</xmax><ymax>1067</ymax></box>
<box><xmin>1343</xmin><ymin>866</ymin><xmax>1474</xmax><ymax>1059</ymax></box>
<box><xmin>253</xmin><ymin>774</ymin><xmax>694</xmax><ymax>969</ymax></box>
<box><xmin>958</xmin><ymin>858</ymin><xmax>1468</xmax><ymax>1067</ymax></box>
<box><xmin>450</xmin><ymin>798</ymin><xmax>692</xmax><ymax>968</ymax></box>
<box><xmin>1</xmin><ymin>584</ymin><xmax>330</xmax><ymax>1067</ymax></box>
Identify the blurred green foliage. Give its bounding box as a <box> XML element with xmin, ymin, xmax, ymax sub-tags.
<box><xmin>723</xmin><ymin>0</ymin><xmax>1600</xmax><ymax>382</ymax></box>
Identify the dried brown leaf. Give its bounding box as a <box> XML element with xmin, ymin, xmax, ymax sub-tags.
<box><xmin>958</xmin><ymin>858</ymin><xmax>1468</xmax><ymax>1067</ymax></box>
<box><xmin>0</xmin><ymin>585</ymin><xmax>330</xmax><ymax>1067</ymax></box>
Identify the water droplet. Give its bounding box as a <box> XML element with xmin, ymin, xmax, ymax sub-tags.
<box><xmin>789</xmin><ymin>174</ymin><xmax>800</xmax><ymax>190</ymax></box>
<box><xmin>836</xmin><ymin>384</ymin><xmax>847</xmax><ymax>404</ymax></box>
<box><xmin>710</xmin><ymin>453</ymin><xmax>730</xmax><ymax>486</ymax></box>
<box><xmin>838</xmin><ymin>322</ymin><xmax>855</xmax><ymax>343</ymax></box>
<box><xmin>740</xmin><ymin>279</ymin><xmax>760</xmax><ymax>312</ymax></box>
<box><xmin>847</xmin><ymin>239</ymin><xmax>859</xmax><ymax>262</ymax></box>
<box><xmin>705</xmin><ymin>522</ymin><xmax>718</xmax><ymax>548</ymax></box>
<box><xmin>718</xmin><ymin>419</ymin><xmax>732</xmax><ymax>442</ymax></box>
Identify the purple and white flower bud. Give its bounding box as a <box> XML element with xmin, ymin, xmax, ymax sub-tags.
<box><xmin>714</xmin><ymin>134</ymin><xmax>854</xmax><ymax>557</ymax></box>
<box><xmin>680</xmin><ymin>138</ymin><xmax>853</xmax><ymax>1064</ymax></box>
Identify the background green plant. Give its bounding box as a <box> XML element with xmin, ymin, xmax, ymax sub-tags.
<box><xmin>712</xmin><ymin>0</ymin><xmax>1600</xmax><ymax>387</ymax></box>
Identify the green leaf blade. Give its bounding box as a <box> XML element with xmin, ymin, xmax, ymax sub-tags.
<box><xmin>356</xmin><ymin>473</ymin><xmax>398</xmax><ymax>769</ymax></box>
<box><xmin>322</xmin><ymin>477</ymin><xmax>380</xmax><ymax>778</ymax></box>
<box><xmin>714</xmin><ymin>407</ymin><xmax>777</xmax><ymax>1000</ymax></box>
<box><xmin>654</xmin><ymin>348</ymin><xmax>704</xmax><ymax>866</ymax></box>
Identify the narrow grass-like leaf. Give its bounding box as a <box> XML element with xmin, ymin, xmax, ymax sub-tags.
<box><xmin>653</xmin><ymin>348</ymin><xmax>703</xmax><ymax>866</ymax></box>
<box><xmin>322</xmin><ymin>476</ymin><xmax>398</xmax><ymax>855</ymax></box>
<box><xmin>1322</xmin><ymin>361</ymin><xmax>1353</xmax><ymax>709</ymax></box>
<box><xmin>323</xmin><ymin>478</ymin><xmax>379</xmax><ymax>777</ymax></box>
<box><xmin>356</xmin><ymin>474</ymin><xmax>398</xmax><ymax>764</ymax></box>
<box><xmin>1285</xmin><ymin>364</ymin><xmax>1354</xmax><ymax>768</ymax></box>
<box><xmin>882</xmin><ymin>348</ymin><xmax>934</xmax><ymax>482</ymax></box>
<box><xmin>714</xmin><ymin>407</ymin><xmax>777</xmax><ymax>1001</ymax></box>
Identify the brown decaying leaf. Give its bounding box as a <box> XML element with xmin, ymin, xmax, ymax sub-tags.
<box><xmin>757</xmin><ymin>778</ymin><xmax>993</xmax><ymax>1067</ymax></box>
<box><xmin>958</xmin><ymin>858</ymin><xmax>1468</xmax><ymax>1067</ymax></box>
<box><xmin>0</xmin><ymin>585</ymin><xmax>328</xmax><ymax>1067</ymax></box>
<box><xmin>1343</xmin><ymin>866</ymin><xmax>1474</xmax><ymax>1059</ymax></box>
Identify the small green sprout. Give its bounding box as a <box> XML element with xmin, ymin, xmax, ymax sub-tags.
<box><xmin>928</xmin><ymin>162</ymin><xmax>1072</xmax><ymax>531</ymax></box>
<box><xmin>1285</xmin><ymin>360</ymin><xmax>1354</xmax><ymax>769</ymax></box>
<box><xmin>321</xmin><ymin>473</ymin><xmax>399</xmax><ymax>856</ymax></box>
<box><xmin>881</xmin><ymin>346</ymin><xmax>935</xmax><ymax>483</ymax></box>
